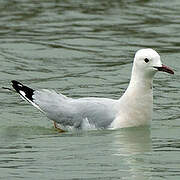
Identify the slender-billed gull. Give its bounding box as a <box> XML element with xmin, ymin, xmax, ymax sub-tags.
<box><xmin>11</xmin><ymin>49</ymin><xmax>174</xmax><ymax>131</ymax></box>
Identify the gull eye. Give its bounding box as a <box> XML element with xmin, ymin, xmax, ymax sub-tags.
<box><xmin>144</xmin><ymin>58</ymin><xmax>149</xmax><ymax>63</ymax></box>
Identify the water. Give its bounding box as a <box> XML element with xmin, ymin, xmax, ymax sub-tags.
<box><xmin>0</xmin><ymin>0</ymin><xmax>180</xmax><ymax>179</ymax></box>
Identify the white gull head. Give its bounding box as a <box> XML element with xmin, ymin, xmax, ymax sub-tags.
<box><xmin>110</xmin><ymin>48</ymin><xmax>174</xmax><ymax>129</ymax></box>
<box><xmin>132</xmin><ymin>48</ymin><xmax>174</xmax><ymax>83</ymax></box>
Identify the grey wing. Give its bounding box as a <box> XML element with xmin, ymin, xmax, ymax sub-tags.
<box><xmin>33</xmin><ymin>90</ymin><xmax>118</xmax><ymax>129</ymax></box>
<box><xmin>33</xmin><ymin>89</ymin><xmax>78</xmax><ymax>125</ymax></box>
<box><xmin>71</xmin><ymin>98</ymin><xmax>118</xmax><ymax>129</ymax></box>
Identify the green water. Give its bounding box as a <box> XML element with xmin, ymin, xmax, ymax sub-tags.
<box><xmin>0</xmin><ymin>0</ymin><xmax>180</xmax><ymax>179</ymax></box>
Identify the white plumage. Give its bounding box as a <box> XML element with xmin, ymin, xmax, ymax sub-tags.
<box><xmin>12</xmin><ymin>48</ymin><xmax>174</xmax><ymax>131</ymax></box>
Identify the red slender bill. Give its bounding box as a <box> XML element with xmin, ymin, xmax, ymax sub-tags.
<box><xmin>155</xmin><ymin>64</ymin><xmax>174</xmax><ymax>74</ymax></box>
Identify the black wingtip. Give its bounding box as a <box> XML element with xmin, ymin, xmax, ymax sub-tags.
<box><xmin>11</xmin><ymin>80</ymin><xmax>23</xmax><ymax>92</ymax></box>
<box><xmin>11</xmin><ymin>80</ymin><xmax>34</xmax><ymax>101</ymax></box>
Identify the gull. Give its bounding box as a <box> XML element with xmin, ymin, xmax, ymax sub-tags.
<box><xmin>11</xmin><ymin>49</ymin><xmax>174</xmax><ymax>131</ymax></box>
